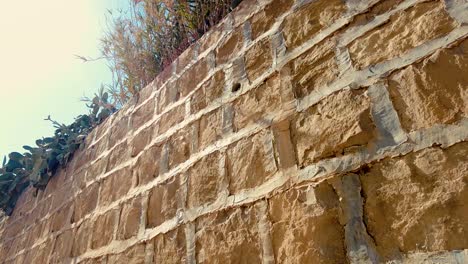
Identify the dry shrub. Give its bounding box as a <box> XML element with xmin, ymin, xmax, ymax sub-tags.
<box><xmin>101</xmin><ymin>0</ymin><xmax>242</xmax><ymax>106</ymax></box>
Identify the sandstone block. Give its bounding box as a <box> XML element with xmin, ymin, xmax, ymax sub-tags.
<box><xmin>154</xmin><ymin>226</ymin><xmax>186</xmax><ymax>264</ymax></box>
<box><xmin>178</xmin><ymin>58</ymin><xmax>209</xmax><ymax>97</ymax></box>
<box><xmin>359</xmin><ymin>142</ymin><xmax>468</xmax><ymax>261</ymax></box>
<box><xmin>49</xmin><ymin>229</ymin><xmax>73</xmax><ymax>263</ymax></box>
<box><xmin>108</xmin><ymin>115</ymin><xmax>129</xmax><ymax>148</ymax></box>
<box><xmin>292</xmin><ymin>89</ymin><xmax>374</xmax><ymax>167</ymax></box>
<box><xmin>106</xmin><ymin>140</ymin><xmax>131</xmax><ymax>172</ymax></box>
<box><xmin>198</xmin><ymin>108</ymin><xmax>223</xmax><ymax>150</ymax></box>
<box><xmin>131</xmin><ymin>126</ymin><xmax>152</xmax><ymax>157</ymax></box>
<box><xmin>71</xmin><ymin>220</ymin><xmax>91</xmax><ymax>257</ymax></box>
<box><xmin>245</xmin><ymin>38</ymin><xmax>272</xmax><ymax>82</ymax></box>
<box><xmin>176</xmin><ymin>43</ymin><xmax>197</xmax><ymax>74</ymax></box>
<box><xmin>157</xmin><ymin>81</ymin><xmax>179</xmax><ymax>113</ymax></box>
<box><xmin>199</xmin><ymin>23</ymin><xmax>224</xmax><ymax>54</ymax></box>
<box><xmin>232</xmin><ymin>74</ymin><xmax>284</xmax><ymax>130</ymax></box>
<box><xmin>107</xmin><ymin>242</ymin><xmax>146</xmax><ymax>264</ymax></box>
<box><xmin>72</xmin><ymin>182</ymin><xmax>99</xmax><ymax>222</ymax></box>
<box><xmin>131</xmin><ymin>99</ymin><xmax>155</xmax><ymax>130</ymax></box>
<box><xmin>195</xmin><ymin>206</ymin><xmax>262</xmax><ymax>264</ymax></box>
<box><xmin>159</xmin><ymin>104</ymin><xmax>185</xmax><ymax>134</ymax></box>
<box><xmin>147</xmin><ymin>175</ymin><xmax>183</xmax><ymax>228</ymax></box>
<box><xmin>168</xmin><ymin>126</ymin><xmax>194</xmax><ymax>170</ymax></box>
<box><xmin>349</xmin><ymin>1</ymin><xmax>458</xmax><ymax>69</ymax></box>
<box><xmin>80</xmin><ymin>256</ymin><xmax>108</xmax><ymax>264</ymax></box>
<box><xmin>133</xmin><ymin>143</ymin><xmax>163</xmax><ymax>186</ymax></box>
<box><xmin>388</xmin><ymin>38</ymin><xmax>468</xmax><ymax>132</ymax></box>
<box><xmin>285</xmin><ymin>37</ymin><xmax>338</xmax><ymax>98</ymax></box>
<box><xmin>50</xmin><ymin>203</ymin><xmax>73</xmax><ymax>233</ymax></box>
<box><xmin>91</xmin><ymin>208</ymin><xmax>119</xmax><ymax>249</ymax></box>
<box><xmin>348</xmin><ymin>0</ymin><xmax>404</xmax><ymax>28</ymax></box>
<box><xmin>216</xmin><ymin>27</ymin><xmax>244</xmax><ymax>65</ymax></box>
<box><xmin>117</xmin><ymin>196</ymin><xmax>142</xmax><ymax>240</ymax></box>
<box><xmin>86</xmin><ymin>157</ymin><xmax>108</xmax><ymax>182</ymax></box>
<box><xmin>187</xmin><ymin>152</ymin><xmax>224</xmax><ymax>208</ymax></box>
<box><xmin>191</xmin><ymin>70</ymin><xmax>225</xmax><ymax>114</ymax></box>
<box><xmin>226</xmin><ymin>130</ymin><xmax>277</xmax><ymax>193</ymax></box>
<box><xmin>99</xmin><ymin>167</ymin><xmax>132</xmax><ymax>207</ymax></box>
<box><xmin>268</xmin><ymin>182</ymin><xmax>344</xmax><ymax>263</ymax></box>
<box><xmin>250</xmin><ymin>0</ymin><xmax>294</xmax><ymax>40</ymax></box>
<box><xmin>282</xmin><ymin>0</ymin><xmax>346</xmax><ymax>50</ymax></box>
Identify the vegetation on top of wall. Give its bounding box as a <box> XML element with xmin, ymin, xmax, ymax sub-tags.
<box><xmin>0</xmin><ymin>0</ymin><xmax>242</xmax><ymax>216</ymax></box>
<box><xmin>0</xmin><ymin>91</ymin><xmax>115</xmax><ymax>215</ymax></box>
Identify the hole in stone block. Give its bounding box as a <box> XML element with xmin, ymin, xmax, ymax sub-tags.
<box><xmin>231</xmin><ymin>83</ymin><xmax>241</xmax><ymax>93</ymax></box>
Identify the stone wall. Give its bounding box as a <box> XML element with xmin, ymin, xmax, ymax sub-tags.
<box><xmin>1</xmin><ymin>0</ymin><xmax>468</xmax><ymax>263</ymax></box>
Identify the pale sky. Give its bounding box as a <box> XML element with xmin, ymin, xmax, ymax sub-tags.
<box><xmin>0</xmin><ymin>0</ymin><xmax>129</xmax><ymax>159</ymax></box>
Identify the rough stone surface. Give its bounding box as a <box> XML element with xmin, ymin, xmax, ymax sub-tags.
<box><xmin>191</xmin><ymin>70</ymin><xmax>225</xmax><ymax>114</ymax></box>
<box><xmin>360</xmin><ymin>142</ymin><xmax>468</xmax><ymax>261</ymax></box>
<box><xmin>2</xmin><ymin>1</ymin><xmax>467</xmax><ymax>263</ymax></box>
<box><xmin>282</xmin><ymin>0</ymin><xmax>346</xmax><ymax>49</ymax></box>
<box><xmin>147</xmin><ymin>175</ymin><xmax>183</xmax><ymax>228</ymax></box>
<box><xmin>187</xmin><ymin>152</ymin><xmax>223</xmax><ymax>208</ymax></box>
<box><xmin>91</xmin><ymin>208</ymin><xmax>119</xmax><ymax>249</ymax></box>
<box><xmin>232</xmin><ymin>73</ymin><xmax>283</xmax><ymax>130</ymax></box>
<box><xmin>388</xmin><ymin>38</ymin><xmax>468</xmax><ymax>132</ymax></box>
<box><xmin>117</xmin><ymin>196</ymin><xmax>142</xmax><ymax>240</ymax></box>
<box><xmin>245</xmin><ymin>38</ymin><xmax>272</xmax><ymax>81</ymax></box>
<box><xmin>195</xmin><ymin>206</ymin><xmax>263</xmax><ymax>264</ymax></box>
<box><xmin>269</xmin><ymin>183</ymin><xmax>345</xmax><ymax>263</ymax></box>
<box><xmin>286</xmin><ymin>37</ymin><xmax>338</xmax><ymax>98</ymax></box>
<box><xmin>198</xmin><ymin>108</ymin><xmax>223</xmax><ymax>150</ymax></box>
<box><xmin>292</xmin><ymin>89</ymin><xmax>374</xmax><ymax>167</ymax></box>
<box><xmin>154</xmin><ymin>226</ymin><xmax>186</xmax><ymax>264</ymax></box>
<box><xmin>226</xmin><ymin>130</ymin><xmax>277</xmax><ymax>193</ymax></box>
<box><xmin>107</xmin><ymin>242</ymin><xmax>146</xmax><ymax>264</ymax></box>
<box><xmin>349</xmin><ymin>1</ymin><xmax>458</xmax><ymax>69</ymax></box>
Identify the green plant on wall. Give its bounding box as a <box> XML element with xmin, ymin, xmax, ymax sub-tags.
<box><xmin>0</xmin><ymin>91</ymin><xmax>116</xmax><ymax>215</ymax></box>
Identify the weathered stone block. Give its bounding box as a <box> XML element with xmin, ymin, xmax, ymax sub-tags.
<box><xmin>268</xmin><ymin>182</ymin><xmax>345</xmax><ymax>263</ymax></box>
<box><xmin>49</xmin><ymin>229</ymin><xmax>73</xmax><ymax>263</ymax></box>
<box><xmin>348</xmin><ymin>0</ymin><xmax>404</xmax><ymax>28</ymax></box>
<box><xmin>154</xmin><ymin>226</ymin><xmax>186</xmax><ymax>263</ymax></box>
<box><xmin>131</xmin><ymin>99</ymin><xmax>155</xmax><ymax>130</ymax></box>
<box><xmin>99</xmin><ymin>167</ymin><xmax>133</xmax><ymax>207</ymax></box>
<box><xmin>133</xmin><ymin>143</ymin><xmax>163</xmax><ymax>186</ymax></box>
<box><xmin>198</xmin><ymin>108</ymin><xmax>223</xmax><ymax>150</ymax></box>
<box><xmin>91</xmin><ymin>208</ymin><xmax>119</xmax><ymax>249</ymax></box>
<box><xmin>72</xmin><ymin>182</ymin><xmax>99</xmax><ymax>223</ymax></box>
<box><xmin>187</xmin><ymin>152</ymin><xmax>224</xmax><ymax>208</ymax></box>
<box><xmin>107</xmin><ymin>242</ymin><xmax>146</xmax><ymax>264</ymax></box>
<box><xmin>250</xmin><ymin>0</ymin><xmax>294</xmax><ymax>40</ymax></box>
<box><xmin>108</xmin><ymin>115</ymin><xmax>129</xmax><ymax>148</ymax></box>
<box><xmin>195</xmin><ymin>206</ymin><xmax>262</xmax><ymax>263</ymax></box>
<box><xmin>106</xmin><ymin>140</ymin><xmax>131</xmax><ymax>172</ymax></box>
<box><xmin>50</xmin><ymin>203</ymin><xmax>73</xmax><ymax>233</ymax></box>
<box><xmin>216</xmin><ymin>27</ymin><xmax>244</xmax><ymax>65</ymax></box>
<box><xmin>388</xmin><ymin>38</ymin><xmax>468</xmax><ymax>132</ymax></box>
<box><xmin>349</xmin><ymin>1</ymin><xmax>458</xmax><ymax>69</ymax></box>
<box><xmin>291</xmin><ymin>89</ymin><xmax>374</xmax><ymax>167</ymax></box>
<box><xmin>226</xmin><ymin>130</ymin><xmax>277</xmax><ymax>193</ymax></box>
<box><xmin>191</xmin><ymin>70</ymin><xmax>226</xmax><ymax>114</ymax></box>
<box><xmin>285</xmin><ymin>37</ymin><xmax>338</xmax><ymax>98</ymax></box>
<box><xmin>178</xmin><ymin>58</ymin><xmax>209</xmax><ymax>97</ymax></box>
<box><xmin>282</xmin><ymin>0</ymin><xmax>346</xmax><ymax>49</ymax></box>
<box><xmin>131</xmin><ymin>125</ymin><xmax>153</xmax><ymax>157</ymax></box>
<box><xmin>168</xmin><ymin>126</ymin><xmax>194</xmax><ymax>170</ymax></box>
<box><xmin>232</xmin><ymin>74</ymin><xmax>283</xmax><ymax>130</ymax></box>
<box><xmin>86</xmin><ymin>157</ymin><xmax>108</xmax><ymax>182</ymax></box>
<box><xmin>245</xmin><ymin>38</ymin><xmax>272</xmax><ymax>81</ymax></box>
<box><xmin>157</xmin><ymin>81</ymin><xmax>179</xmax><ymax>114</ymax></box>
<box><xmin>147</xmin><ymin>175</ymin><xmax>183</xmax><ymax>228</ymax></box>
<box><xmin>159</xmin><ymin>104</ymin><xmax>185</xmax><ymax>134</ymax></box>
<box><xmin>117</xmin><ymin>196</ymin><xmax>142</xmax><ymax>240</ymax></box>
<box><xmin>359</xmin><ymin>142</ymin><xmax>468</xmax><ymax>261</ymax></box>
<box><xmin>71</xmin><ymin>220</ymin><xmax>91</xmax><ymax>257</ymax></box>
